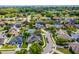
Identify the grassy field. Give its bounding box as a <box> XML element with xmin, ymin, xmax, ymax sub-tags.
<box><xmin>1</xmin><ymin>44</ymin><xmax>17</xmax><ymax>49</ymax></box>
<box><xmin>57</xmin><ymin>48</ymin><xmax>72</xmax><ymax>54</ymax></box>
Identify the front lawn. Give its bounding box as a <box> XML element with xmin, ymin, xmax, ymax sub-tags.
<box><xmin>57</xmin><ymin>48</ymin><xmax>72</xmax><ymax>54</ymax></box>
<box><xmin>1</xmin><ymin>44</ymin><xmax>17</xmax><ymax>49</ymax></box>
<box><xmin>22</xmin><ymin>42</ymin><xmax>28</xmax><ymax>48</ymax></box>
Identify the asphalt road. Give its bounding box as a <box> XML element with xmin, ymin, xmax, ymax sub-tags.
<box><xmin>42</xmin><ymin>31</ymin><xmax>56</xmax><ymax>53</ymax></box>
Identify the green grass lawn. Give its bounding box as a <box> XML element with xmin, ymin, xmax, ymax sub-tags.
<box><xmin>1</xmin><ymin>44</ymin><xmax>17</xmax><ymax>49</ymax></box>
<box><xmin>0</xmin><ymin>26</ymin><xmax>4</xmax><ymax>31</ymax></box>
<box><xmin>57</xmin><ymin>48</ymin><xmax>72</xmax><ymax>54</ymax></box>
<box><xmin>22</xmin><ymin>38</ymin><xmax>28</xmax><ymax>48</ymax></box>
<box><xmin>22</xmin><ymin>42</ymin><xmax>28</xmax><ymax>48</ymax></box>
<box><xmin>41</xmin><ymin>33</ymin><xmax>46</xmax><ymax>48</ymax></box>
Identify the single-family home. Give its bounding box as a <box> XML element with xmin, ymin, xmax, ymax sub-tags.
<box><xmin>0</xmin><ymin>33</ymin><xmax>7</xmax><ymax>45</ymax></box>
<box><xmin>35</xmin><ymin>21</ymin><xmax>45</xmax><ymax>29</ymax></box>
<box><xmin>27</xmin><ymin>34</ymin><xmax>41</xmax><ymax>43</ymax></box>
<box><xmin>53</xmin><ymin>17</ymin><xmax>62</xmax><ymax>24</ymax></box>
<box><xmin>71</xmin><ymin>30</ymin><xmax>79</xmax><ymax>40</ymax></box>
<box><xmin>56</xmin><ymin>29</ymin><xmax>71</xmax><ymax>39</ymax></box>
<box><xmin>52</xmin><ymin>24</ymin><xmax>64</xmax><ymax>28</ymax></box>
<box><xmin>9</xmin><ymin>36</ymin><xmax>23</xmax><ymax>48</ymax></box>
<box><xmin>0</xmin><ymin>21</ymin><xmax>5</xmax><ymax>26</ymax></box>
<box><xmin>75</xmin><ymin>24</ymin><xmax>79</xmax><ymax>29</ymax></box>
<box><xmin>71</xmin><ymin>33</ymin><xmax>79</xmax><ymax>40</ymax></box>
<box><xmin>69</xmin><ymin>42</ymin><xmax>79</xmax><ymax>54</ymax></box>
<box><xmin>9</xmin><ymin>26</ymin><xmax>19</xmax><ymax>36</ymax></box>
<box><xmin>65</xmin><ymin>18</ymin><xmax>75</xmax><ymax>25</ymax></box>
<box><xmin>27</xmin><ymin>29</ymin><xmax>36</xmax><ymax>34</ymax></box>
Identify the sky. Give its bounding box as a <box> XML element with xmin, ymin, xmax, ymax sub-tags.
<box><xmin>0</xmin><ymin>0</ymin><xmax>78</xmax><ymax>5</ymax></box>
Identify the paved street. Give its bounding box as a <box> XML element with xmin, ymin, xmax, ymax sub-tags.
<box><xmin>41</xmin><ymin>29</ymin><xmax>63</xmax><ymax>54</ymax></box>
<box><xmin>42</xmin><ymin>30</ymin><xmax>56</xmax><ymax>53</ymax></box>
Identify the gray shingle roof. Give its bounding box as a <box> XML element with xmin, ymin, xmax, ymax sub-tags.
<box><xmin>27</xmin><ymin>34</ymin><xmax>41</xmax><ymax>43</ymax></box>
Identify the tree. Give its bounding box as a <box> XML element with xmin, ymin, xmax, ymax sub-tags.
<box><xmin>56</xmin><ymin>37</ymin><xmax>71</xmax><ymax>45</ymax></box>
<box><xmin>16</xmin><ymin>49</ymin><xmax>27</xmax><ymax>54</ymax></box>
<box><xmin>21</xmin><ymin>28</ymin><xmax>29</xmax><ymax>48</ymax></box>
<box><xmin>0</xmin><ymin>51</ymin><xmax>1</xmax><ymax>54</ymax></box>
<box><xmin>29</xmin><ymin>42</ymin><xmax>43</xmax><ymax>54</ymax></box>
<box><xmin>69</xmin><ymin>47</ymin><xmax>75</xmax><ymax>54</ymax></box>
<box><xmin>4</xmin><ymin>25</ymin><xmax>11</xmax><ymax>31</ymax></box>
<box><xmin>75</xmin><ymin>19</ymin><xmax>79</xmax><ymax>24</ymax></box>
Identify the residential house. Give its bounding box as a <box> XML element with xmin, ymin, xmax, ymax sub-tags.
<box><xmin>35</xmin><ymin>21</ymin><xmax>45</xmax><ymax>29</ymax></box>
<box><xmin>71</xmin><ymin>30</ymin><xmax>79</xmax><ymax>40</ymax></box>
<box><xmin>53</xmin><ymin>17</ymin><xmax>62</xmax><ymax>24</ymax></box>
<box><xmin>14</xmin><ymin>23</ymin><xmax>21</xmax><ymax>28</ymax></box>
<box><xmin>45</xmin><ymin>24</ymin><xmax>52</xmax><ymax>28</ymax></box>
<box><xmin>46</xmin><ymin>17</ymin><xmax>51</xmax><ymax>20</ymax></box>
<box><xmin>0</xmin><ymin>21</ymin><xmax>5</xmax><ymax>26</ymax></box>
<box><xmin>65</xmin><ymin>18</ymin><xmax>75</xmax><ymax>25</ymax></box>
<box><xmin>69</xmin><ymin>42</ymin><xmax>79</xmax><ymax>54</ymax></box>
<box><xmin>71</xmin><ymin>33</ymin><xmax>79</xmax><ymax>40</ymax></box>
<box><xmin>21</xmin><ymin>18</ymin><xmax>28</xmax><ymax>26</ymax></box>
<box><xmin>0</xmin><ymin>33</ymin><xmax>7</xmax><ymax>45</ymax></box>
<box><xmin>75</xmin><ymin>24</ymin><xmax>79</xmax><ymax>29</ymax></box>
<box><xmin>1</xmin><ymin>18</ymin><xmax>15</xmax><ymax>21</ymax></box>
<box><xmin>27</xmin><ymin>15</ymin><xmax>31</xmax><ymax>22</ymax></box>
<box><xmin>27</xmin><ymin>34</ymin><xmax>41</xmax><ymax>43</ymax></box>
<box><xmin>8</xmin><ymin>23</ymin><xmax>15</xmax><ymax>27</ymax></box>
<box><xmin>9</xmin><ymin>26</ymin><xmax>19</xmax><ymax>36</ymax></box>
<box><xmin>52</xmin><ymin>24</ymin><xmax>64</xmax><ymax>28</ymax></box>
<box><xmin>56</xmin><ymin>29</ymin><xmax>71</xmax><ymax>39</ymax></box>
<box><xmin>27</xmin><ymin>29</ymin><xmax>36</xmax><ymax>34</ymax></box>
<box><xmin>9</xmin><ymin>36</ymin><xmax>23</xmax><ymax>48</ymax></box>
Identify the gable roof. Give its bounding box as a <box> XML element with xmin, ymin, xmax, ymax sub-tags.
<box><xmin>9</xmin><ymin>36</ymin><xmax>23</xmax><ymax>45</ymax></box>
<box><xmin>0</xmin><ymin>33</ymin><xmax>6</xmax><ymax>45</ymax></box>
<box><xmin>9</xmin><ymin>26</ymin><xmax>19</xmax><ymax>32</ymax></box>
<box><xmin>27</xmin><ymin>34</ymin><xmax>41</xmax><ymax>43</ymax></box>
<box><xmin>71</xmin><ymin>33</ymin><xmax>79</xmax><ymax>39</ymax></box>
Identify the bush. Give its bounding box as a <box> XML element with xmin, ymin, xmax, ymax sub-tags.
<box><xmin>56</xmin><ymin>37</ymin><xmax>71</xmax><ymax>45</ymax></box>
<box><xmin>69</xmin><ymin>47</ymin><xmax>75</xmax><ymax>54</ymax></box>
<box><xmin>16</xmin><ymin>49</ymin><xmax>27</xmax><ymax>54</ymax></box>
<box><xmin>29</xmin><ymin>42</ymin><xmax>43</xmax><ymax>54</ymax></box>
<box><xmin>0</xmin><ymin>51</ymin><xmax>1</xmax><ymax>54</ymax></box>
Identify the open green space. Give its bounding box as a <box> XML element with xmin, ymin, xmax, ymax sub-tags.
<box><xmin>57</xmin><ymin>48</ymin><xmax>72</xmax><ymax>54</ymax></box>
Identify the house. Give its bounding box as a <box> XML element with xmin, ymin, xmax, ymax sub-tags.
<box><xmin>9</xmin><ymin>36</ymin><xmax>23</xmax><ymax>48</ymax></box>
<box><xmin>22</xmin><ymin>18</ymin><xmax>28</xmax><ymax>25</ymax></box>
<box><xmin>2</xmin><ymin>18</ymin><xmax>15</xmax><ymax>21</ymax></box>
<box><xmin>45</xmin><ymin>24</ymin><xmax>52</xmax><ymax>28</ymax></box>
<box><xmin>1</xmin><ymin>18</ymin><xmax>15</xmax><ymax>21</ymax></box>
<box><xmin>15</xmin><ymin>17</ymin><xmax>23</xmax><ymax>21</ymax></box>
<box><xmin>22</xmin><ymin>18</ymin><xmax>27</xmax><ymax>22</ymax></box>
<box><xmin>65</xmin><ymin>18</ymin><xmax>75</xmax><ymax>24</ymax></box>
<box><xmin>46</xmin><ymin>17</ymin><xmax>51</xmax><ymax>20</ymax></box>
<box><xmin>27</xmin><ymin>34</ymin><xmax>41</xmax><ymax>43</ymax></box>
<box><xmin>71</xmin><ymin>33</ymin><xmax>79</xmax><ymax>40</ymax></box>
<box><xmin>8</xmin><ymin>23</ymin><xmax>15</xmax><ymax>27</ymax></box>
<box><xmin>71</xmin><ymin>30</ymin><xmax>79</xmax><ymax>40</ymax></box>
<box><xmin>52</xmin><ymin>24</ymin><xmax>64</xmax><ymax>28</ymax></box>
<box><xmin>56</xmin><ymin>29</ymin><xmax>71</xmax><ymax>39</ymax></box>
<box><xmin>27</xmin><ymin>29</ymin><xmax>36</xmax><ymax>34</ymax></box>
<box><xmin>69</xmin><ymin>42</ymin><xmax>79</xmax><ymax>54</ymax></box>
<box><xmin>27</xmin><ymin>15</ymin><xmax>31</xmax><ymax>22</ymax></box>
<box><xmin>75</xmin><ymin>24</ymin><xmax>79</xmax><ymax>29</ymax></box>
<box><xmin>0</xmin><ymin>33</ymin><xmax>7</xmax><ymax>45</ymax></box>
<box><xmin>35</xmin><ymin>21</ymin><xmax>45</xmax><ymax>29</ymax></box>
<box><xmin>53</xmin><ymin>17</ymin><xmax>62</xmax><ymax>24</ymax></box>
<box><xmin>14</xmin><ymin>23</ymin><xmax>21</xmax><ymax>28</ymax></box>
<box><xmin>9</xmin><ymin>26</ymin><xmax>19</xmax><ymax>36</ymax></box>
<box><xmin>53</xmin><ymin>17</ymin><xmax>62</xmax><ymax>20</ymax></box>
<box><xmin>0</xmin><ymin>21</ymin><xmax>5</xmax><ymax>26</ymax></box>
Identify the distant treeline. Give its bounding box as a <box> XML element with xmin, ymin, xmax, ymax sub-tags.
<box><xmin>0</xmin><ymin>6</ymin><xmax>79</xmax><ymax>18</ymax></box>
